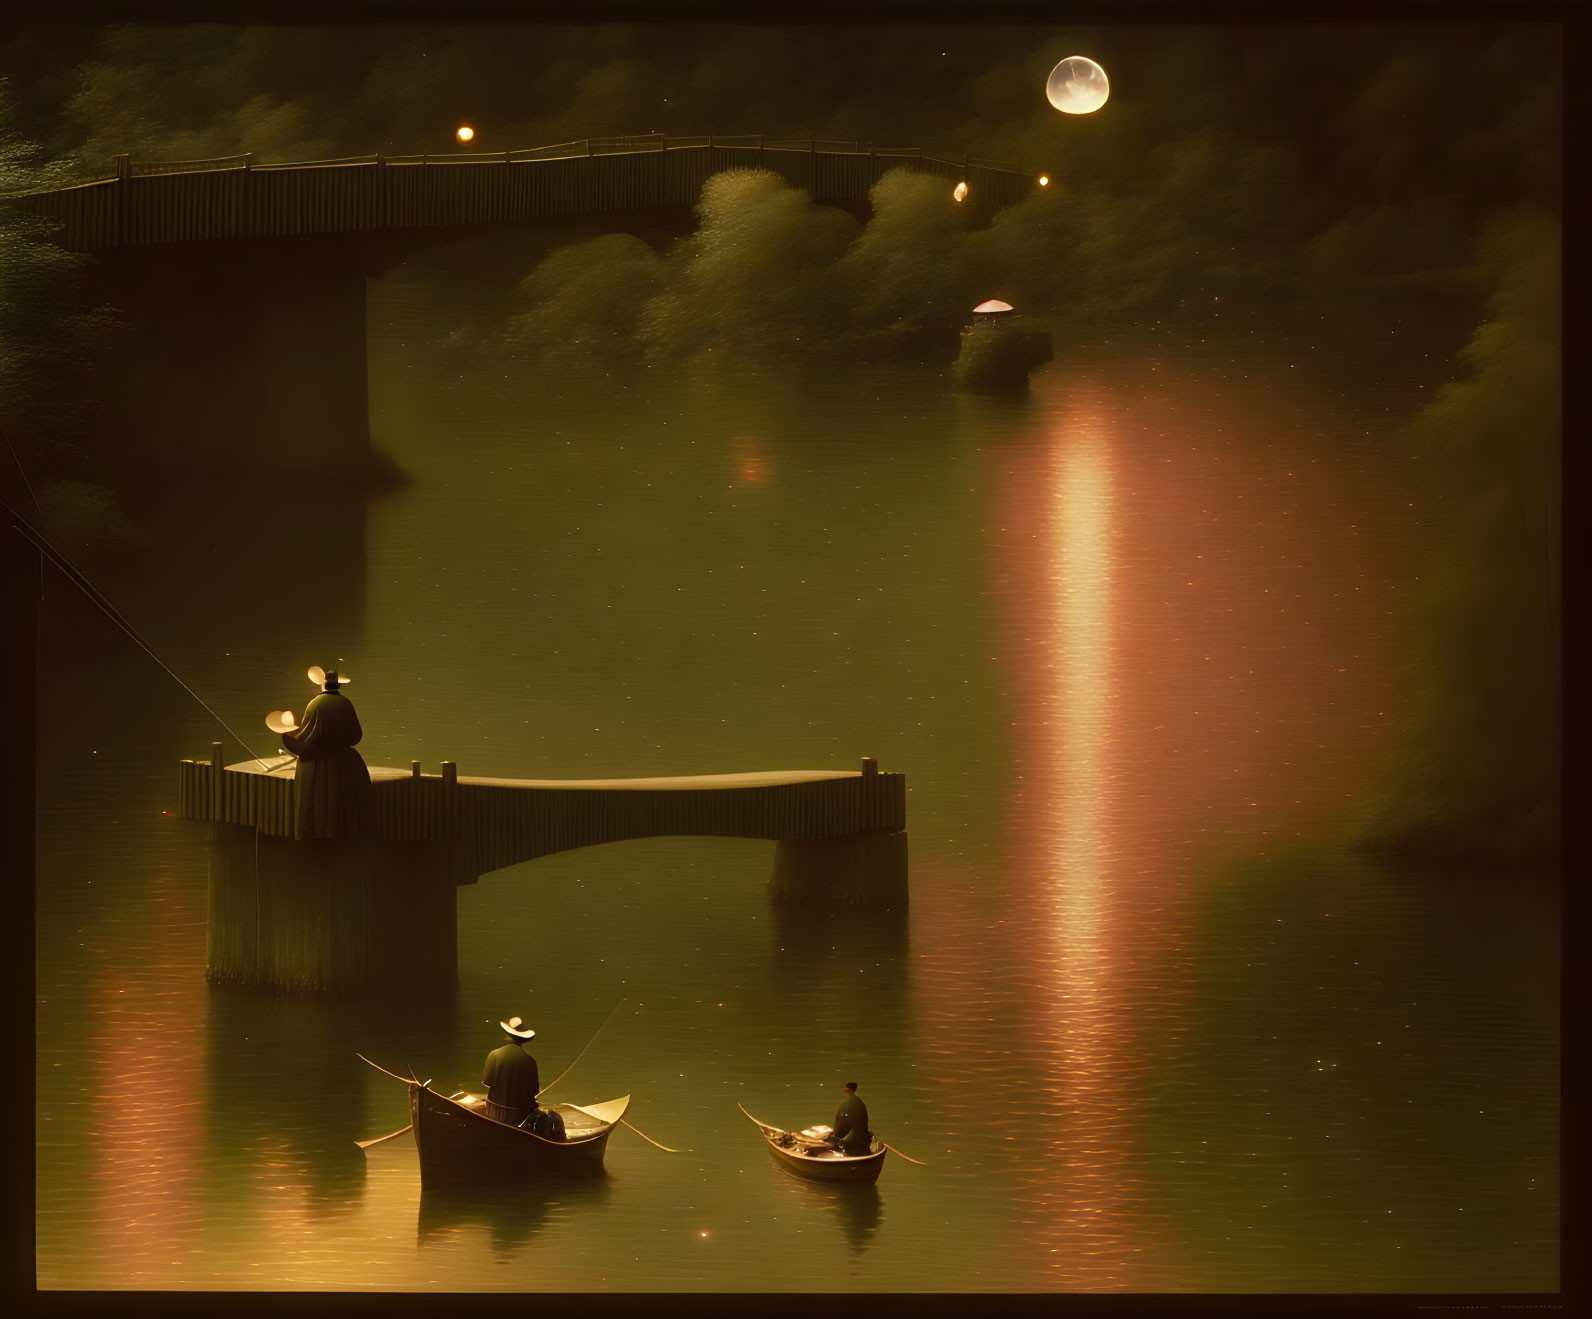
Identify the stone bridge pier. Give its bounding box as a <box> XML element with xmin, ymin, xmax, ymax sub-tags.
<box><xmin>85</xmin><ymin>237</ymin><xmax>391</xmax><ymax>483</ymax></box>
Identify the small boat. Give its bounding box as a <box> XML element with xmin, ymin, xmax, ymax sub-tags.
<box><xmin>739</xmin><ymin>1103</ymin><xmax>887</xmax><ymax>1184</ymax></box>
<box><xmin>361</xmin><ymin>1082</ymin><xmax>630</xmax><ymax>1189</ymax></box>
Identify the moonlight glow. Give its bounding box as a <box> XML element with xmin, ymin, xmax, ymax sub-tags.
<box><xmin>456</xmin><ymin>125</ymin><xmax>475</xmax><ymax>142</ymax></box>
<box><xmin>1046</xmin><ymin>56</ymin><xmax>1109</xmax><ymax>114</ymax></box>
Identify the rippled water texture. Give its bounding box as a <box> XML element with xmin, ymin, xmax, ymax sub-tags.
<box><xmin>33</xmin><ymin>281</ymin><xmax>1557</xmax><ymax>1292</ymax></box>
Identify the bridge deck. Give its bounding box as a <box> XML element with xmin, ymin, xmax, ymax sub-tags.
<box><xmin>179</xmin><ymin>752</ymin><xmax>905</xmax><ymax>877</ymax></box>
<box><xmin>17</xmin><ymin>137</ymin><xmax>1035</xmax><ymax>252</ymax></box>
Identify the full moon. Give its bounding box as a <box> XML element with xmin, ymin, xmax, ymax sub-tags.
<box><xmin>1045</xmin><ymin>56</ymin><xmax>1109</xmax><ymax>114</ymax></box>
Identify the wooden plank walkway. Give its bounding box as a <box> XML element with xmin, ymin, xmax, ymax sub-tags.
<box><xmin>15</xmin><ymin>135</ymin><xmax>1035</xmax><ymax>252</ymax></box>
<box><xmin>178</xmin><ymin>751</ymin><xmax>906</xmax><ymax>879</ymax></box>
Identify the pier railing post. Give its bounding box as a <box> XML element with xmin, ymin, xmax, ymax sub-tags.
<box><xmin>210</xmin><ymin>740</ymin><xmax>223</xmax><ymax>840</ymax></box>
<box><xmin>442</xmin><ymin>761</ymin><xmax>458</xmax><ymax>830</ymax></box>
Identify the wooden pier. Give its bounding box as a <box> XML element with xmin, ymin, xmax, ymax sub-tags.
<box><xmin>179</xmin><ymin>745</ymin><xmax>908</xmax><ymax>993</ymax></box>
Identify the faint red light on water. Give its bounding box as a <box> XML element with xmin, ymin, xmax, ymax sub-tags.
<box><xmin>733</xmin><ymin>435</ymin><xmax>770</xmax><ymax>484</ymax></box>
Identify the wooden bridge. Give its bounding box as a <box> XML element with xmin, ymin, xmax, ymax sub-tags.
<box><xmin>178</xmin><ymin>744</ymin><xmax>909</xmax><ymax>993</ymax></box>
<box><xmin>18</xmin><ymin>133</ymin><xmax>1037</xmax><ymax>251</ymax></box>
<box><xmin>10</xmin><ymin>133</ymin><xmax>1037</xmax><ymax>480</ymax></box>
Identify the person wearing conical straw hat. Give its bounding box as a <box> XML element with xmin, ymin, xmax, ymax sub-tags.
<box><xmin>278</xmin><ymin>665</ymin><xmax>371</xmax><ymax>839</ymax></box>
<box><xmin>484</xmin><ymin>1016</ymin><xmax>543</xmax><ymax>1128</ymax></box>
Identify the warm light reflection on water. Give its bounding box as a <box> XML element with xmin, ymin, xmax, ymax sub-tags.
<box><xmin>84</xmin><ymin>867</ymin><xmax>208</xmax><ymax>1287</ymax></box>
<box><xmin>1002</xmin><ymin>390</ymin><xmax>1142</xmax><ymax>1287</ymax></box>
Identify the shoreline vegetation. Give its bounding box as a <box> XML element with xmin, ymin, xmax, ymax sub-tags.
<box><xmin>952</xmin><ymin>315</ymin><xmax>1054</xmax><ymax>391</ymax></box>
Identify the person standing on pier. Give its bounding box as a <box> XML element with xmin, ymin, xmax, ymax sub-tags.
<box><xmin>280</xmin><ymin>666</ymin><xmax>371</xmax><ymax>838</ymax></box>
<box><xmin>484</xmin><ymin>1016</ymin><xmax>542</xmax><ymax>1126</ymax></box>
<box><xmin>830</xmin><ymin>1081</ymin><xmax>873</xmax><ymax>1155</ymax></box>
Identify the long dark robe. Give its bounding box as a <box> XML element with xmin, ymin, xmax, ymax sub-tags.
<box><xmin>281</xmin><ymin>690</ymin><xmax>371</xmax><ymax>838</ymax></box>
<box><xmin>832</xmin><ymin>1092</ymin><xmax>872</xmax><ymax>1155</ymax></box>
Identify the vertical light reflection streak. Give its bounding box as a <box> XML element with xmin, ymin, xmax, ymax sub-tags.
<box><xmin>1009</xmin><ymin>397</ymin><xmax>1142</xmax><ymax>1287</ymax></box>
<box><xmin>81</xmin><ymin>853</ymin><xmax>208</xmax><ymax>1288</ymax></box>
<box><xmin>1047</xmin><ymin>413</ymin><xmax>1129</xmax><ymax>1277</ymax></box>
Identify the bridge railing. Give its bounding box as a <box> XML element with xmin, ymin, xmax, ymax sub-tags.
<box><xmin>128</xmin><ymin>153</ymin><xmax>252</xmax><ymax>177</ymax></box>
<box><xmin>16</xmin><ymin>137</ymin><xmax>1037</xmax><ymax>250</ymax></box>
<box><xmin>250</xmin><ymin>153</ymin><xmax>380</xmax><ymax>170</ymax></box>
<box><xmin>34</xmin><ymin>135</ymin><xmax>1027</xmax><ymax>184</ymax></box>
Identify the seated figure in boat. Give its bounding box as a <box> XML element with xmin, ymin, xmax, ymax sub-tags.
<box><xmin>829</xmin><ymin>1081</ymin><xmax>873</xmax><ymax>1155</ymax></box>
<box><xmin>484</xmin><ymin>1016</ymin><xmax>564</xmax><ymax>1139</ymax></box>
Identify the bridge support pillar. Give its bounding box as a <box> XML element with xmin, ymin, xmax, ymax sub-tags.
<box><xmin>85</xmin><ymin>239</ymin><xmax>381</xmax><ymax>483</ymax></box>
<box><xmin>206</xmin><ymin>822</ymin><xmax>471</xmax><ymax>993</ymax></box>
<box><xmin>768</xmin><ymin>830</ymin><xmax>908</xmax><ymax>909</ymax></box>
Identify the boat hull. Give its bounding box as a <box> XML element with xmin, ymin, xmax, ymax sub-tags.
<box><xmin>409</xmin><ymin>1084</ymin><xmax>624</xmax><ymax>1189</ymax></box>
<box><xmin>766</xmin><ymin>1138</ymin><xmax>886</xmax><ymax>1183</ymax></box>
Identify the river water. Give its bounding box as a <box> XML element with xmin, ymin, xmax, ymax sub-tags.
<box><xmin>32</xmin><ymin>278</ymin><xmax>1558</xmax><ymax>1293</ymax></box>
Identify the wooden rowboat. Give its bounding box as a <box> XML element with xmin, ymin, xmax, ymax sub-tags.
<box><xmin>739</xmin><ymin>1103</ymin><xmax>887</xmax><ymax>1184</ymax></box>
<box><xmin>361</xmin><ymin>1084</ymin><xmax>630</xmax><ymax>1189</ymax></box>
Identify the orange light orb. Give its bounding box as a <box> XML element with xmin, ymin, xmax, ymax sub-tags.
<box><xmin>456</xmin><ymin>126</ymin><xmax>475</xmax><ymax>143</ymax></box>
<box><xmin>1038</xmin><ymin>175</ymin><xmax>1050</xmax><ymax>187</ymax></box>
<box><xmin>953</xmin><ymin>181</ymin><xmax>968</xmax><ymax>203</ymax></box>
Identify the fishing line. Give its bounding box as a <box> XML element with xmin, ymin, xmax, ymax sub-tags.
<box><xmin>3</xmin><ymin>493</ymin><xmax>264</xmax><ymax>765</ymax></box>
<box><xmin>538</xmin><ymin>997</ymin><xmax>627</xmax><ymax>1099</ymax></box>
<box><xmin>1</xmin><ymin>421</ymin><xmax>50</xmax><ymax>532</ymax></box>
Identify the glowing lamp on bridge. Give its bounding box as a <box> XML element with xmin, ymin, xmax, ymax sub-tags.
<box><xmin>1046</xmin><ymin>56</ymin><xmax>1110</xmax><ymax>114</ymax></box>
<box><xmin>456</xmin><ymin>125</ymin><xmax>475</xmax><ymax>143</ymax></box>
<box><xmin>953</xmin><ymin>181</ymin><xmax>969</xmax><ymax>203</ymax></box>
<box><xmin>1038</xmin><ymin>174</ymin><xmax>1050</xmax><ymax>187</ymax></box>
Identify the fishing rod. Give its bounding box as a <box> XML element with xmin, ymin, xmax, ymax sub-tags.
<box><xmin>356</xmin><ymin>1052</ymin><xmax>424</xmax><ymax>1086</ymax></box>
<box><xmin>537</xmin><ymin>997</ymin><xmax>627</xmax><ymax>1100</ymax></box>
<box><xmin>1</xmin><ymin>421</ymin><xmax>50</xmax><ymax>533</ymax></box>
<box><xmin>4</xmin><ymin>491</ymin><xmax>269</xmax><ymax>769</ymax></box>
<box><xmin>537</xmin><ymin>1003</ymin><xmax>685</xmax><ymax>1152</ymax></box>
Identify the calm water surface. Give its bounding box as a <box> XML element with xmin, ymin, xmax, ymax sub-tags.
<box><xmin>33</xmin><ymin>283</ymin><xmax>1558</xmax><ymax>1292</ymax></box>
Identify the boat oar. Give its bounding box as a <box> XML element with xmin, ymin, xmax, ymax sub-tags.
<box><xmin>353</xmin><ymin>1054</ymin><xmax>423</xmax><ymax>1148</ymax></box>
<box><xmin>620</xmin><ymin>1117</ymin><xmax>685</xmax><ymax>1153</ymax></box>
<box><xmin>882</xmin><ymin>1141</ymin><xmax>928</xmax><ymax>1166</ymax></box>
<box><xmin>355</xmin><ymin>1125</ymin><xmax>412</xmax><ymax>1150</ymax></box>
<box><xmin>538</xmin><ymin>998</ymin><xmax>627</xmax><ymax>1100</ymax></box>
